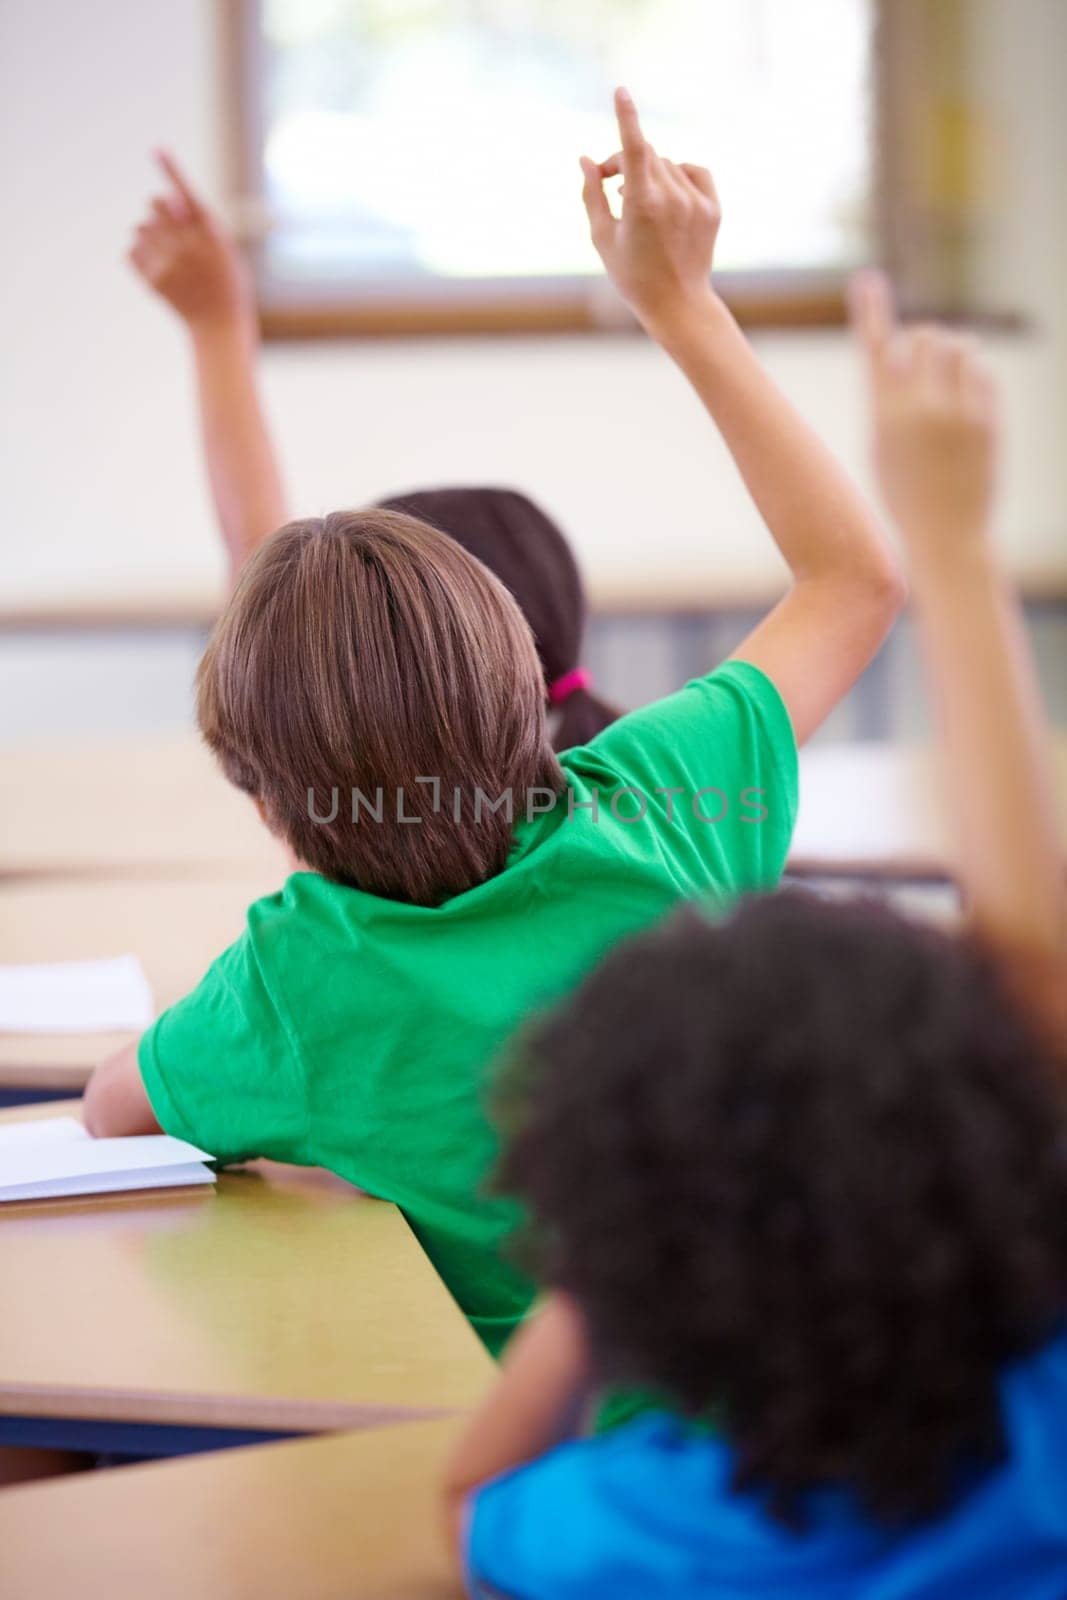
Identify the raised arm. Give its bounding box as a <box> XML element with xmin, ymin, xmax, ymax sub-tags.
<box><xmin>128</xmin><ymin>153</ymin><xmax>287</xmax><ymax>585</ymax></box>
<box><xmin>580</xmin><ymin>90</ymin><xmax>905</xmax><ymax>744</ymax></box>
<box><xmin>854</xmin><ymin>274</ymin><xmax>1066</xmax><ymax>1035</ymax></box>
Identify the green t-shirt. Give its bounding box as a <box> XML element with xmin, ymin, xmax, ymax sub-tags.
<box><xmin>139</xmin><ymin>661</ymin><xmax>797</xmax><ymax>1356</ymax></box>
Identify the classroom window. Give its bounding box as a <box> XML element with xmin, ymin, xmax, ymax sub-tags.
<box><xmin>231</xmin><ymin>0</ymin><xmax>876</xmax><ymax>335</ymax></box>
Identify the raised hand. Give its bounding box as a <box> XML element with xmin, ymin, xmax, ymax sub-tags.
<box><xmin>128</xmin><ymin>152</ymin><xmax>253</xmax><ymax>331</ymax></box>
<box><xmin>580</xmin><ymin>88</ymin><xmax>721</xmax><ymax>335</ymax></box>
<box><xmin>854</xmin><ymin>271</ymin><xmax>1065</xmax><ymax>978</ymax></box>
<box><xmin>576</xmin><ymin>97</ymin><xmax>903</xmax><ymax>749</ymax></box>
<box><xmin>851</xmin><ymin>271</ymin><xmax>999</xmax><ymax>553</ymax></box>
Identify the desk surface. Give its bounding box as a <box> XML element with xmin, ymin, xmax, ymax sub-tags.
<box><xmin>0</xmin><ymin>872</ymin><xmax>282</xmax><ymax>1087</ymax></box>
<box><xmin>0</xmin><ymin>1104</ymin><xmax>494</xmax><ymax>1433</ymax></box>
<box><xmin>0</xmin><ymin>732</ymin><xmax>284</xmax><ymax>877</ymax></box>
<box><xmin>792</xmin><ymin>737</ymin><xmax>1067</xmax><ymax>879</ymax></box>
<box><xmin>0</xmin><ymin>1415</ymin><xmax>466</xmax><ymax>1600</ymax></box>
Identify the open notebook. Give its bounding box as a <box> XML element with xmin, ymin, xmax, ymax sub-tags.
<box><xmin>0</xmin><ymin>1118</ymin><xmax>216</xmax><ymax>1203</ymax></box>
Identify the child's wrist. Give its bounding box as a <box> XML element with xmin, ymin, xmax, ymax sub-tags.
<box><xmin>189</xmin><ymin>304</ymin><xmax>258</xmax><ymax>352</ymax></box>
<box><xmin>905</xmin><ymin>525</ymin><xmax>999</xmax><ymax>593</ymax></box>
<box><xmin>643</xmin><ymin>286</ymin><xmax>731</xmax><ymax>350</ymax></box>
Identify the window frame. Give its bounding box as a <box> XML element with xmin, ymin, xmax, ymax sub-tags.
<box><xmin>222</xmin><ymin>0</ymin><xmax>884</xmax><ymax>339</ymax></box>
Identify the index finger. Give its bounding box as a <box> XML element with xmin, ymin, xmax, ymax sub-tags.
<box><xmin>848</xmin><ymin>269</ymin><xmax>896</xmax><ymax>369</ymax></box>
<box><xmin>154</xmin><ymin>149</ymin><xmax>202</xmax><ymax>219</ymax></box>
<box><xmin>614</xmin><ymin>87</ymin><xmax>649</xmax><ymax>176</ymax></box>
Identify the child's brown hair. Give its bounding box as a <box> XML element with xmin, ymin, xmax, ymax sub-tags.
<box><xmin>379</xmin><ymin>487</ymin><xmax>620</xmax><ymax>748</ymax></box>
<box><xmin>197</xmin><ymin>508</ymin><xmax>564</xmax><ymax>905</ymax></box>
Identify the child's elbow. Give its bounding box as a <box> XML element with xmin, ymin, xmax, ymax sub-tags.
<box><xmin>82</xmin><ymin>1067</ymin><xmax>119</xmax><ymax>1137</ymax></box>
<box><xmin>844</xmin><ymin>552</ymin><xmax>908</xmax><ymax>645</ymax></box>
<box><xmin>810</xmin><ymin>546</ymin><xmax>908</xmax><ymax>630</ymax></box>
<box><xmin>440</xmin><ymin>1482</ymin><xmax>471</xmax><ymax>1578</ymax></box>
<box><xmin>83</xmin><ymin>1043</ymin><xmax>159</xmax><ymax>1138</ymax></box>
<box><xmin>863</xmin><ymin>549</ymin><xmax>909</xmax><ymax>621</ymax></box>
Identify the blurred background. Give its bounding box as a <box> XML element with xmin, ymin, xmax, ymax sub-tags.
<box><xmin>1</xmin><ymin>0</ymin><xmax>1064</xmax><ymax>745</ymax></box>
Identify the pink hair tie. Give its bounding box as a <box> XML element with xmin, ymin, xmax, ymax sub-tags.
<box><xmin>547</xmin><ymin>667</ymin><xmax>592</xmax><ymax>706</ymax></box>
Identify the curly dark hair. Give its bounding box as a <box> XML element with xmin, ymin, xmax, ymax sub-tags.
<box><xmin>495</xmin><ymin>890</ymin><xmax>1067</xmax><ymax>1526</ymax></box>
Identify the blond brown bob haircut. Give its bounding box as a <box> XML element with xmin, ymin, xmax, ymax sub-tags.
<box><xmin>197</xmin><ymin>509</ymin><xmax>564</xmax><ymax>905</ymax></box>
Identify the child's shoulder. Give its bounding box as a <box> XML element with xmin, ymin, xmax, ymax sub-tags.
<box><xmin>245</xmin><ymin>870</ymin><xmax>376</xmax><ymax>935</ymax></box>
<box><xmin>472</xmin><ymin>1410</ymin><xmax>731</xmax><ymax>1527</ymax></box>
<box><xmin>557</xmin><ymin>658</ymin><xmax>797</xmax><ymax>820</ymax></box>
<box><xmin>465</xmin><ymin>1414</ymin><xmax>735</xmax><ymax>1599</ymax></box>
<box><xmin>561</xmin><ymin>659</ymin><xmax>791</xmax><ymax>764</ymax></box>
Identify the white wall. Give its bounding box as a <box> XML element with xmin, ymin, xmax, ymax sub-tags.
<box><xmin>1</xmin><ymin>0</ymin><xmax>1064</xmax><ymax>618</ymax></box>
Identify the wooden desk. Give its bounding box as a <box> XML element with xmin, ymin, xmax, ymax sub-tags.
<box><xmin>0</xmin><ymin>732</ymin><xmax>284</xmax><ymax>877</ymax></box>
<box><xmin>0</xmin><ymin>1105</ymin><xmax>494</xmax><ymax>1456</ymax></box>
<box><xmin>0</xmin><ymin>873</ymin><xmax>283</xmax><ymax>1092</ymax></box>
<box><xmin>790</xmin><ymin>737</ymin><xmax>1067</xmax><ymax>881</ymax></box>
<box><xmin>0</xmin><ymin>1416</ymin><xmax>465</xmax><ymax>1599</ymax></box>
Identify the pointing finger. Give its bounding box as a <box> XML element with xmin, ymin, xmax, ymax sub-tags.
<box><xmin>614</xmin><ymin>87</ymin><xmax>651</xmax><ymax>187</ymax></box>
<box><xmin>151</xmin><ymin>195</ymin><xmax>183</xmax><ymax>225</ymax></box>
<box><xmin>849</xmin><ymin>269</ymin><xmax>896</xmax><ymax>368</ymax></box>
<box><xmin>614</xmin><ymin>87</ymin><xmax>645</xmax><ymax>155</ymax></box>
<box><xmin>154</xmin><ymin>149</ymin><xmax>202</xmax><ymax>220</ymax></box>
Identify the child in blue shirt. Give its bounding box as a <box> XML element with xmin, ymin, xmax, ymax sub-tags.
<box><xmin>444</xmin><ymin>277</ymin><xmax>1067</xmax><ymax>1596</ymax></box>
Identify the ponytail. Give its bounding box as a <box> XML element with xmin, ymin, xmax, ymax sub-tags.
<box><xmin>553</xmin><ymin>684</ymin><xmax>622</xmax><ymax>749</ymax></box>
<box><xmin>547</xmin><ymin>668</ymin><xmax>620</xmax><ymax>749</ymax></box>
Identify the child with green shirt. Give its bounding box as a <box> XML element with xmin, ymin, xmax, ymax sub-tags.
<box><xmin>85</xmin><ymin>90</ymin><xmax>903</xmax><ymax>1355</ymax></box>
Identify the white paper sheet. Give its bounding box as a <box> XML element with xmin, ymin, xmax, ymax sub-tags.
<box><xmin>0</xmin><ymin>1123</ymin><xmax>216</xmax><ymax>1203</ymax></box>
<box><xmin>0</xmin><ymin>1116</ymin><xmax>87</xmax><ymax>1147</ymax></box>
<box><xmin>0</xmin><ymin>1163</ymin><xmax>213</xmax><ymax>1203</ymax></box>
<box><xmin>0</xmin><ymin>955</ymin><xmax>154</xmax><ymax>1033</ymax></box>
